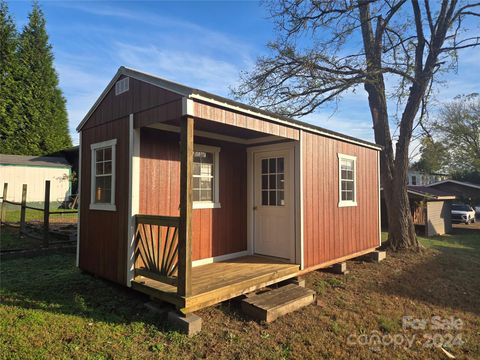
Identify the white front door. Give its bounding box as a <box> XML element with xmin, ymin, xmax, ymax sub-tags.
<box><xmin>253</xmin><ymin>148</ymin><xmax>295</xmax><ymax>261</ymax></box>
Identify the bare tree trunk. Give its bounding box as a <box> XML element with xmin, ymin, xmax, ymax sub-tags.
<box><xmin>359</xmin><ymin>1</ymin><xmax>420</xmax><ymax>251</ymax></box>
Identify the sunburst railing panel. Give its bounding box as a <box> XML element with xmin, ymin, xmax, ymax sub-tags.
<box><xmin>134</xmin><ymin>215</ymin><xmax>180</xmax><ymax>286</ymax></box>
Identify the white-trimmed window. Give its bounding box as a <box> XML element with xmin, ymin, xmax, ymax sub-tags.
<box><xmin>338</xmin><ymin>153</ymin><xmax>357</xmax><ymax>207</ymax></box>
<box><xmin>192</xmin><ymin>144</ymin><xmax>220</xmax><ymax>209</ymax></box>
<box><xmin>90</xmin><ymin>139</ymin><xmax>117</xmax><ymax>211</ymax></box>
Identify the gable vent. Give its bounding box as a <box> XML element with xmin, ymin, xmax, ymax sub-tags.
<box><xmin>115</xmin><ymin>77</ymin><xmax>129</xmax><ymax>95</ymax></box>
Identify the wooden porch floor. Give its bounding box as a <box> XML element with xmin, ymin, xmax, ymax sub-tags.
<box><xmin>131</xmin><ymin>255</ymin><xmax>300</xmax><ymax>313</ymax></box>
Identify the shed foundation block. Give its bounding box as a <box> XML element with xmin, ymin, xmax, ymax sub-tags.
<box><xmin>329</xmin><ymin>262</ymin><xmax>349</xmax><ymax>274</ymax></box>
<box><xmin>359</xmin><ymin>250</ymin><xmax>386</xmax><ymax>262</ymax></box>
<box><xmin>167</xmin><ymin>311</ymin><xmax>202</xmax><ymax>336</ymax></box>
<box><xmin>144</xmin><ymin>301</ymin><xmax>172</xmax><ymax>319</ymax></box>
<box><xmin>282</xmin><ymin>276</ymin><xmax>306</xmax><ymax>287</ymax></box>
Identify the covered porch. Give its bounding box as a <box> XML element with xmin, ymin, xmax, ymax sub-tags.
<box><xmin>128</xmin><ymin>100</ymin><xmax>302</xmax><ymax>312</ymax></box>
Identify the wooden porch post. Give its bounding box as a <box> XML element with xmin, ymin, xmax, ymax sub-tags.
<box><xmin>178</xmin><ymin>115</ymin><xmax>193</xmax><ymax>297</ymax></box>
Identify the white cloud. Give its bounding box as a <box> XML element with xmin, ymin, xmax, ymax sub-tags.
<box><xmin>115</xmin><ymin>42</ymin><xmax>241</xmax><ymax>95</ymax></box>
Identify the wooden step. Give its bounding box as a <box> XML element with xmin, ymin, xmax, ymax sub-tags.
<box><xmin>241</xmin><ymin>284</ymin><xmax>315</xmax><ymax>323</ymax></box>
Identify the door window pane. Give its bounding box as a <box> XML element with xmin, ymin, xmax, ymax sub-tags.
<box><xmin>260</xmin><ymin>156</ymin><xmax>285</xmax><ymax>206</ymax></box>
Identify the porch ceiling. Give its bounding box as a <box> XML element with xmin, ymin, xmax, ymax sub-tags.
<box><xmin>165</xmin><ymin>117</ymin><xmax>274</xmax><ymax>140</ymax></box>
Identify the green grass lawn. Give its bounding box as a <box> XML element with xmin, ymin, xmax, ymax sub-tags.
<box><xmin>2</xmin><ymin>207</ymin><xmax>77</xmax><ymax>223</ymax></box>
<box><xmin>1</xmin><ymin>227</ymin><xmax>479</xmax><ymax>359</ymax></box>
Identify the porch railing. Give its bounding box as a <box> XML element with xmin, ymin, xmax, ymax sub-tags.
<box><xmin>134</xmin><ymin>214</ymin><xmax>180</xmax><ymax>286</ymax></box>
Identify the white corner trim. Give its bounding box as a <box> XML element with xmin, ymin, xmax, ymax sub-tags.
<box><xmin>338</xmin><ymin>153</ymin><xmax>358</xmax><ymax>208</ymax></box>
<box><xmin>192</xmin><ymin>250</ymin><xmax>249</xmax><ymax>267</ymax></box>
<box><xmin>90</xmin><ymin>138</ymin><xmax>117</xmax><ymax>211</ymax></box>
<box><xmin>76</xmin><ymin>133</ymin><xmax>82</xmax><ymax>268</ymax></box>
<box><xmin>182</xmin><ymin>97</ymin><xmax>194</xmax><ymax>116</ymax></box>
<box><xmin>127</xmin><ymin>114</ymin><xmax>140</xmax><ymax>286</ymax></box>
<box><xmin>377</xmin><ymin>150</ymin><xmax>382</xmax><ymax>247</ymax></box>
<box><xmin>297</xmin><ymin>131</ymin><xmax>304</xmax><ymax>270</ymax></box>
<box><xmin>246</xmin><ymin>148</ymin><xmax>254</xmax><ymax>257</ymax></box>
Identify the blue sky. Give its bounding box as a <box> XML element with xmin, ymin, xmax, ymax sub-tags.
<box><xmin>7</xmin><ymin>1</ymin><xmax>480</xmax><ymax>150</ymax></box>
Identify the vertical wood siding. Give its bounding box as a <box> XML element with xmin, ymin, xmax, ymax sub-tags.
<box><xmin>139</xmin><ymin>128</ymin><xmax>247</xmax><ymax>261</ymax></box>
<box><xmin>193</xmin><ymin>101</ymin><xmax>300</xmax><ymax>140</ymax></box>
<box><xmin>81</xmin><ymin>76</ymin><xmax>183</xmax><ymax>131</ymax></box>
<box><xmin>302</xmin><ymin>131</ymin><xmax>380</xmax><ymax>269</ymax></box>
<box><xmin>79</xmin><ymin>118</ymin><xmax>129</xmax><ymax>284</ymax></box>
<box><xmin>426</xmin><ymin>201</ymin><xmax>451</xmax><ymax>236</ymax></box>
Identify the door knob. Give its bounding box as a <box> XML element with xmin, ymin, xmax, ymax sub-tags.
<box><xmin>253</xmin><ymin>206</ymin><xmax>258</xmax><ymax>210</ymax></box>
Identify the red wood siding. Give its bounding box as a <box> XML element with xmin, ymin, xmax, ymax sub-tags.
<box><xmin>139</xmin><ymin>128</ymin><xmax>247</xmax><ymax>261</ymax></box>
<box><xmin>82</xmin><ymin>76</ymin><xmax>182</xmax><ymax>131</ymax></box>
<box><xmin>193</xmin><ymin>100</ymin><xmax>300</xmax><ymax>140</ymax></box>
<box><xmin>302</xmin><ymin>131</ymin><xmax>380</xmax><ymax>269</ymax></box>
<box><xmin>79</xmin><ymin>118</ymin><xmax>130</xmax><ymax>284</ymax></box>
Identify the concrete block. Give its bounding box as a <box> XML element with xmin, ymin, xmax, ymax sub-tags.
<box><xmin>144</xmin><ymin>301</ymin><xmax>171</xmax><ymax>319</ymax></box>
<box><xmin>330</xmin><ymin>262</ymin><xmax>349</xmax><ymax>274</ymax></box>
<box><xmin>167</xmin><ymin>311</ymin><xmax>202</xmax><ymax>336</ymax></box>
<box><xmin>370</xmin><ymin>250</ymin><xmax>386</xmax><ymax>262</ymax></box>
<box><xmin>283</xmin><ymin>276</ymin><xmax>306</xmax><ymax>287</ymax></box>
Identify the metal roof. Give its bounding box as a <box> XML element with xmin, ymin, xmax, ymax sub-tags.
<box><xmin>427</xmin><ymin>179</ymin><xmax>480</xmax><ymax>190</ymax></box>
<box><xmin>407</xmin><ymin>185</ymin><xmax>456</xmax><ymax>200</ymax></box>
<box><xmin>77</xmin><ymin>66</ymin><xmax>382</xmax><ymax>150</ymax></box>
<box><xmin>0</xmin><ymin>154</ymin><xmax>71</xmax><ymax>168</ymax></box>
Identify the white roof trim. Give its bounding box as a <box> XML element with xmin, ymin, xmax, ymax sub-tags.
<box><xmin>427</xmin><ymin>180</ymin><xmax>480</xmax><ymax>190</ymax></box>
<box><xmin>76</xmin><ymin>66</ymin><xmax>382</xmax><ymax>151</ymax></box>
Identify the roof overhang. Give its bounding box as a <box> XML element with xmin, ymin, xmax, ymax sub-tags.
<box><xmin>427</xmin><ymin>179</ymin><xmax>480</xmax><ymax>190</ymax></box>
<box><xmin>407</xmin><ymin>189</ymin><xmax>456</xmax><ymax>200</ymax></box>
<box><xmin>76</xmin><ymin>66</ymin><xmax>383</xmax><ymax>151</ymax></box>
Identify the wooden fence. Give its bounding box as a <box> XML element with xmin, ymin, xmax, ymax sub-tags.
<box><xmin>0</xmin><ymin>181</ymin><xmax>78</xmax><ymax>247</ymax></box>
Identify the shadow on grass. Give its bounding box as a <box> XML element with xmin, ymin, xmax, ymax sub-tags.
<box><xmin>378</xmin><ymin>226</ymin><xmax>480</xmax><ymax>316</ymax></box>
<box><xmin>0</xmin><ymin>251</ymin><xmax>172</xmax><ymax>329</ymax></box>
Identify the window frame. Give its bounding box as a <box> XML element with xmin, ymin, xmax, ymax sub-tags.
<box><xmin>337</xmin><ymin>153</ymin><xmax>357</xmax><ymax>208</ymax></box>
<box><xmin>90</xmin><ymin>139</ymin><xmax>117</xmax><ymax>211</ymax></box>
<box><xmin>192</xmin><ymin>144</ymin><xmax>221</xmax><ymax>209</ymax></box>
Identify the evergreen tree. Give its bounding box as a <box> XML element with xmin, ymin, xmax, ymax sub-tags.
<box><xmin>16</xmin><ymin>2</ymin><xmax>71</xmax><ymax>155</ymax></box>
<box><xmin>0</xmin><ymin>1</ymin><xmax>21</xmax><ymax>154</ymax></box>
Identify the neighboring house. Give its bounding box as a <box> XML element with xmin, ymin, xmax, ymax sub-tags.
<box><xmin>427</xmin><ymin>180</ymin><xmax>480</xmax><ymax>205</ymax></box>
<box><xmin>407</xmin><ymin>186</ymin><xmax>455</xmax><ymax>237</ymax></box>
<box><xmin>0</xmin><ymin>154</ymin><xmax>71</xmax><ymax>203</ymax></box>
<box><xmin>76</xmin><ymin>66</ymin><xmax>382</xmax><ymax>314</ymax></box>
<box><xmin>407</xmin><ymin>170</ymin><xmax>449</xmax><ymax>186</ymax></box>
<box><xmin>50</xmin><ymin>146</ymin><xmax>79</xmax><ymax>194</ymax></box>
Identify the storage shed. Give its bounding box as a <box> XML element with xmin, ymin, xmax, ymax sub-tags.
<box><xmin>0</xmin><ymin>154</ymin><xmax>71</xmax><ymax>203</ymax></box>
<box><xmin>76</xmin><ymin>67</ymin><xmax>382</xmax><ymax>314</ymax></box>
<box><xmin>381</xmin><ymin>186</ymin><xmax>455</xmax><ymax>237</ymax></box>
<box><xmin>427</xmin><ymin>180</ymin><xmax>480</xmax><ymax>205</ymax></box>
